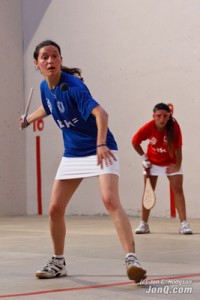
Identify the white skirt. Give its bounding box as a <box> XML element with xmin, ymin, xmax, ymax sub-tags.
<box><xmin>143</xmin><ymin>164</ymin><xmax>183</xmax><ymax>176</ymax></box>
<box><xmin>55</xmin><ymin>151</ymin><xmax>119</xmax><ymax>179</ymax></box>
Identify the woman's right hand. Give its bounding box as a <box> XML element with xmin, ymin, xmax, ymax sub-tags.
<box><xmin>20</xmin><ymin>114</ymin><xmax>30</xmax><ymax>130</ymax></box>
<box><xmin>142</xmin><ymin>159</ymin><xmax>151</xmax><ymax>169</ymax></box>
<box><xmin>19</xmin><ymin>105</ymin><xmax>47</xmax><ymax>130</ymax></box>
<box><xmin>141</xmin><ymin>154</ymin><xmax>152</xmax><ymax>169</ymax></box>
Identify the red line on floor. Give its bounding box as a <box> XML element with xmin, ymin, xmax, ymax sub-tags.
<box><xmin>0</xmin><ymin>273</ymin><xmax>199</xmax><ymax>298</ymax></box>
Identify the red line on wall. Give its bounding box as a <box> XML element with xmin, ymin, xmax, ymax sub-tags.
<box><xmin>36</xmin><ymin>135</ymin><xmax>42</xmax><ymax>215</ymax></box>
<box><xmin>170</xmin><ymin>185</ymin><xmax>176</xmax><ymax>217</ymax></box>
<box><xmin>167</xmin><ymin>104</ymin><xmax>176</xmax><ymax>218</ymax></box>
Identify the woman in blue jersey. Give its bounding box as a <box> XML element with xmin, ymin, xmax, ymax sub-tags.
<box><xmin>20</xmin><ymin>40</ymin><xmax>146</xmax><ymax>283</ymax></box>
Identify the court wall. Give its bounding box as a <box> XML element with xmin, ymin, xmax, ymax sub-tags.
<box><xmin>1</xmin><ymin>0</ymin><xmax>200</xmax><ymax>218</ymax></box>
<box><xmin>0</xmin><ymin>0</ymin><xmax>25</xmax><ymax>215</ymax></box>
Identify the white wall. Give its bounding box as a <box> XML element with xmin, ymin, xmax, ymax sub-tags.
<box><xmin>0</xmin><ymin>0</ymin><xmax>25</xmax><ymax>215</ymax></box>
<box><xmin>21</xmin><ymin>0</ymin><xmax>200</xmax><ymax>218</ymax></box>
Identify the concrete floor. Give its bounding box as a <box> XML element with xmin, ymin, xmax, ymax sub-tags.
<box><xmin>0</xmin><ymin>215</ymin><xmax>199</xmax><ymax>300</ymax></box>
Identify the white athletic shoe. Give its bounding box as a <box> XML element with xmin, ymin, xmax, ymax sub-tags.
<box><xmin>135</xmin><ymin>221</ymin><xmax>150</xmax><ymax>234</ymax></box>
<box><xmin>179</xmin><ymin>221</ymin><xmax>193</xmax><ymax>235</ymax></box>
<box><xmin>36</xmin><ymin>257</ymin><xmax>67</xmax><ymax>279</ymax></box>
<box><xmin>125</xmin><ymin>254</ymin><xmax>147</xmax><ymax>283</ymax></box>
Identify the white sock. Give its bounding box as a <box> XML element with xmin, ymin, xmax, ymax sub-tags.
<box><xmin>125</xmin><ymin>252</ymin><xmax>136</xmax><ymax>259</ymax></box>
<box><xmin>181</xmin><ymin>220</ymin><xmax>187</xmax><ymax>225</ymax></box>
<box><xmin>54</xmin><ymin>255</ymin><xmax>64</xmax><ymax>259</ymax></box>
<box><xmin>141</xmin><ymin>220</ymin><xmax>147</xmax><ymax>224</ymax></box>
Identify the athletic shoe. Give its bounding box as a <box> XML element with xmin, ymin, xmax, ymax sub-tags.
<box><xmin>135</xmin><ymin>221</ymin><xmax>150</xmax><ymax>234</ymax></box>
<box><xmin>36</xmin><ymin>257</ymin><xmax>67</xmax><ymax>279</ymax></box>
<box><xmin>179</xmin><ymin>221</ymin><xmax>193</xmax><ymax>235</ymax></box>
<box><xmin>125</xmin><ymin>254</ymin><xmax>147</xmax><ymax>283</ymax></box>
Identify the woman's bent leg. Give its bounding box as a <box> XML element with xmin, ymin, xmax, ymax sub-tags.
<box><xmin>98</xmin><ymin>174</ymin><xmax>146</xmax><ymax>282</ymax></box>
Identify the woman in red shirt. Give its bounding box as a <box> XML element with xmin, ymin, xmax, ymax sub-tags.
<box><xmin>132</xmin><ymin>103</ymin><xmax>192</xmax><ymax>235</ymax></box>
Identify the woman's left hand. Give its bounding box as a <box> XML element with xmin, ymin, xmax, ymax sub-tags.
<box><xmin>97</xmin><ymin>146</ymin><xmax>117</xmax><ymax>169</ymax></box>
<box><xmin>166</xmin><ymin>164</ymin><xmax>180</xmax><ymax>174</ymax></box>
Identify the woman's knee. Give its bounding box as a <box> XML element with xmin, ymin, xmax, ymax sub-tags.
<box><xmin>102</xmin><ymin>194</ymin><xmax>120</xmax><ymax>212</ymax></box>
<box><xmin>171</xmin><ymin>184</ymin><xmax>184</xmax><ymax>194</ymax></box>
<box><xmin>169</xmin><ymin>175</ymin><xmax>183</xmax><ymax>194</ymax></box>
<box><xmin>49</xmin><ymin>202</ymin><xmax>65</xmax><ymax>220</ymax></box>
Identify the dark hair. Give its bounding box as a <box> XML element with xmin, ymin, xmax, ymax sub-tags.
<box><xmin>33</xmin><ymin>40</ymin><xmax>83</xmax><ymax>81</ymax></box>
<box><xmin>153</xmin><ymin>103</ymin><xmax>176</xmax><ymax>155</ymax></box>
<box><xmin>153</xmin><ymin>103</ymin><xmax>171</xmax><ymax>113</ymax></box>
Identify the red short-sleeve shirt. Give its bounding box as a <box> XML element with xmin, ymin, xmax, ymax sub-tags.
<box><xmin>132</xmin><ymin>120</ymin><xmax>182</xmax><ymax>166</ymax></box>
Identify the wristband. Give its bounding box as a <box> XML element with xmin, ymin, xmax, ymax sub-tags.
<box><xmin>96</xmin><ymin>144</ymin><xmax>107</xmax><ymax>148</ymax></box>
<box><xmin>141</xmin><ymin>154</ymin><xmax>148</xmax><ymax>160</ymax></box>
<box><xmin>143</xmin><ymin>160</ymin><xmax>151</xmax><ymax>169</ymax></box>
<box><xmin>23</xmin><ymin>115</ymin><xmax>30</xmax><ymax>127</ymax></box>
